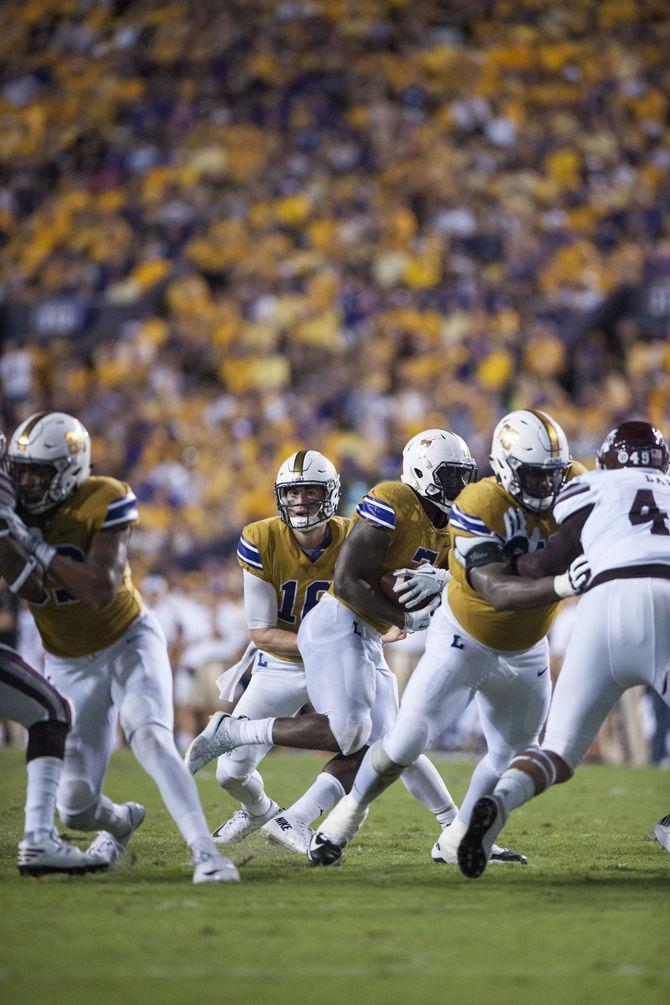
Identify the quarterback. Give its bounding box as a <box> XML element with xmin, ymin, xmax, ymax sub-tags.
<box><xmin>309</xmin><ymin>409</ymin><xmax>588</xmax><ymax>866</ymax></box>
<box><xmin>458</xmin><ymin>420</ymin><xmax>670</xmax><ymax>877</ymax></box>
<box><xmin>0</xmin><ymin>411</ymin><xmax>238</xmax><ymax>883</ymax></box>
<box><xmin>186</xmin><ymin>430</ymin><xmax>478</xmax><ymax>839</ymax></box>
<box><xmin>210</xmin><ymin>449</ymin><xmax>360</xmax><ymax>853</ymax></box>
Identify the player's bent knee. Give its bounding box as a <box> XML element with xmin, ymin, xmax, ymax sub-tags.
<box><xmin>119</xmin><ymin>693</ymin><xmax>163</xmax><ymax>743</ymax></box>
<box><xmin>383</xmin><ymin>719</ymin><xmax>429</xmax><ymax>766</ymax></box>
<box><xmin>337</xmin><ymin>716</ymin><xmax>372</xmax><ymax>756</ymax></box>
<box><xmin>215</xmin><ymin>756</ymin><xmax>254</xmax><ymax>788</ymax></box>
<box><xmin>370</xmin><ymin>739</ymin><xmax>406</xmax><ymax>781</ymax></box>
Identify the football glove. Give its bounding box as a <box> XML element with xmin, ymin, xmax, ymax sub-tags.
<box><xmin>403</xmin><ymin>593</ymin><xmax>441</xmax><ymax>633</ymax></box>
<box><xmin>0</xmin><ymin>506</ymin><xmax>56</xmax><ymax>569</ymax></box>
<box><xmin>393</xmin><ymin>564</ymin><xmax>451</xmax><ymax>610</ymax></box>
<box><xmin>501</xmin><ymin>506</ymin><xmax>529</xmax><ymax>561</ymax></box>
<box><xmin>553</xmin><ymin>555</ymin><xmax>591</xmax><ymax>598</ymax></box>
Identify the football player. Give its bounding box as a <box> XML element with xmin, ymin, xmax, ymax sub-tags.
<box><xmin>0</xmin><ymin>411</ymin><xmax>239</xmax><ymax>883</ymax></box>
<box><xmin>208</xmin><ymin>449</ymin><xmax>358</xmax><ymax>852</ymax></box>
<box><xmin>0</xmin><ymin>445</ymin><xmax>108</xmax><ymax>876</ymax></box>
<box><xmin>186</xmin><ymin>430</ymin><xmax>481</xmax><ymax>845</ymax></box>
<box><xmin>308</xmin><ymin>409</ymin><xmax>588</xmax><ymax>866</ymax></box>
<box><xmin>457</xmin><ymin>420</ymin><xmax>670</xmax><ymax>877</ymax></box>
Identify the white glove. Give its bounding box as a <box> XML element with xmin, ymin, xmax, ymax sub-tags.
<box><xmin>393</xmin><ymin>564</ymin><xmax>450</xmax><ymax>609</ymax></box>
<box><xmin>403</xmin><ymin>593</ymin><xmax>441</xmax><ymax>633</ymax></box>
<box><xmin>502</xmin><ymin>506</ymin><xmax>529</xmax><ymax>559</ymax></box>
<box><xmin>554</xmin><ymin>555</ymin><xmax>591</xmax><ymax>598</ymax></box>
<box><xmin>0</xmin><ymin>506</ymin><xmax>56</xmax><ymax>569</ymax></box>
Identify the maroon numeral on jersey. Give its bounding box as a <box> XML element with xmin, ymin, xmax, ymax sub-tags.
<box><xmin>628</xmin><ymin>489</ymin><xmax>670</xmax><ymax>536</ymax></box>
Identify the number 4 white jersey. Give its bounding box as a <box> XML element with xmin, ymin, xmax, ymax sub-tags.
<box><xmin>554</xmin><ymin>467</ymin><xmax>670</xmax><ymax>584</ymax></box>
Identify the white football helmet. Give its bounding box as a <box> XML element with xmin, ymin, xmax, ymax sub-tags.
<box><xmin>7</xmin><ymin>411</ymin><xmax>91</xmax><ymax>514</ymax></box>
<box><xmin>490</xmin><ymin>409</ymin><xmax>570</xmax><ymax>512</ymax></box>
<box><xmin>275</xmin><ymin>450</ymin><xmax>340</xmax><ymax>530</ymax></box>
<box><xmin>401</xmin><ymin>429</ymin><xmax>477</xmax><ymax>513</ymax></box>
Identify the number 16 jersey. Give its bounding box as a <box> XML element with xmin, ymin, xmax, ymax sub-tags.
<box><xmin>554</xmin><ymin>467</ymin><xmax>670</xmax><ymax>579</ymax></box>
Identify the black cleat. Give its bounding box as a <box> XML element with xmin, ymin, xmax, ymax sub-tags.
<box><xmin>307</xmin><ymin>831</ymin><xmax>344</xmax><ymax>867</ymax></box>
<box><xmin>457</xmin><ymin>796</ymin><xmax>501</xmax><ymax>879</ymax></box>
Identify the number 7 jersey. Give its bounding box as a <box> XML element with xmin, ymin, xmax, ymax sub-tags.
<box><xmin>554</xmin><ymin>467</ymin><xmax>670</xmax><ymax>579</ymax></box>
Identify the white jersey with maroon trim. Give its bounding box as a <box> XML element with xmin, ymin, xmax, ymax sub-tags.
<box><xmin>554</xmin><ymin>467</ymin><xmax>670</xmax><ymax>578</ymax></box>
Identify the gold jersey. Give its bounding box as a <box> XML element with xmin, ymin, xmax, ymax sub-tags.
<box><xmin>332</xmin><ymin>481</ymin><xmax>451</xmax><ymax>634</ymax></box>
<box><xmin>237</xmin><ymin>515</ymin><xmax>352</xmax><ymax>662</ymax></box>
<box><xmin>447</xmin><ymin>462</ymin><xmax>587</xmax><ymax>650</ymax></box>
<box><xmin>26</xmin><ymin>476</ymin><xmax>142</xmax><ymax>658</ymax></box>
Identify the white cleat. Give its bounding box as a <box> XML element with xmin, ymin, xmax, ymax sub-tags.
<box><xmin>654</xmin><ymin>813</ymin><xmax>670</xmax><ymax>853</ymax></box>
<box><xmin>86</xmin><ymin>802</ymin><xmax>145</xmax><ymax>865</ymax></box>
<box><xmin>262</xmin><ymin>814</ymin><xmax>314</xmax><ymax>854</ymax></box>
<box><xmin>192</xmin><ymin>850</ymin><xmax>241</xmax><ymax>884</ymax></box>
<box><xmin>306</xmin><ymin>793</ymin><xmax>369</xmax><ymax>867</ymax></box>
<box><xmin>457</xmin><ymin>795</ymin><xmax>507</xmax><ymax>879</ymax></box>
<box><xmin>184</xmin><ymin>712</ymin><xmax>241</xmax><ymax>774</ymax></box>
<box><xmin>432</xmin><ymin>821</ymin><xmax>526</xmax><ymax>867</ymax></box>
<box><xmin>212</xmin><ymin>801</ymin><xmax>281</xmax><ymax>845</ymax></box>
<box><xmin>18</xmin><ymin>831</ymin><xmax>109</xmax><ymax>877</ymax></box>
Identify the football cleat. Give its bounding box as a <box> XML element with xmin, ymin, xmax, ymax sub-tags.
<box><xmin>184</xmin><ymin>712</ymin><xmax>241</xmax><ymax>774</ymax></box>
<box><xmin>306</xmin><ymin>794</ymin><xmax>369</xmax><ymax>866</ymax></box>
<box><xmin>262</xmin><ymin>814</ymin><xmax>314</xmax><ymax>854</ymax></box>
<box><xmin>18</xmin><ymin>831</ymin><xmax>109</xmax><ymax>877</ymax></box>
<box><xmin>432</xmin><ymin>836</ymin><xmax>527</xmax><ymax>866</ymax></box>
<box><xmin>654</xmin><ymin>813</ymin><xmax>670</xmax><ymax>853</ymax></box>
<box><xmin>86</xmin><ymin>802</ymin><xmax>145</xmax><ymax>865</ymax></box>
<box><xmin>212</xmin><ymin>801</ymin><xmax>281</xmax><ymax>845</ymax></box>
<box><xmin>457</xmin><ymin>795</ymin><xmax>506</xmax><ymax>879</ymax></box>
<box><xmin>192</xmin><ymin>849</ymin><xmax>241</xmax><ymax>884</ymax></box>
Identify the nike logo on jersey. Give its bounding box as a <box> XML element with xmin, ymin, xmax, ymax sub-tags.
<box><xmin>537</xmin><ymin>666</ymin><xmax>549</xmax><ymax>677</ymax></box>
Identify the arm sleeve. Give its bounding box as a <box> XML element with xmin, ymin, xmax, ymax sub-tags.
<box><xmin>243</xmin><ymin>569</ymin><xmax>278</xmax><ymax>629</ymax></box>
<box><xmin>516</xmin><ymin>507</ymin><xmax>593</xmax><ymax>578</ymax></box>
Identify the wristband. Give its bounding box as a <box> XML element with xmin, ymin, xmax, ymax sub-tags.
<box><xmin>33</xmin><ymin>541</ymin><xmax>57</xmax><ymax>570</ymax></box>
<box><xmin>7</xmin><ymin>556</ymin><xmax>38</xmax><ymax>594</ymax></box>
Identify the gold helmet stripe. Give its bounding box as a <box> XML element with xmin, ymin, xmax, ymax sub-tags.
<box><xmin>526</xmin><ymin>409</ymin><xmax>560</xmax><ymax>457</ymax></box>
<box><xmin>291</xmin><ymin>450</ymin><xmax>307</xmax><ymax>476</ymax></box>
<box><xmin>15</xmin><ymin>411</ymin><xmax>48</xmax><ymax>450</ymax></box>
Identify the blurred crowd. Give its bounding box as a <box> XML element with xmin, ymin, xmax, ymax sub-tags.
<box><xmin>0</xmin><ymin>1</ymin><xmax>669</xmax><ymax>761</ymax></box>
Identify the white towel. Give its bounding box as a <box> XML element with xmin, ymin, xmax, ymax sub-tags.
<box><xmin>215</xmin><ymin>642</ymin><xmax>258</xmax><ymax>701</ymax></box>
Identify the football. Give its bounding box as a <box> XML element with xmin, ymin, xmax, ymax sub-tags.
<box><xmin>378</xmin><ymin>571</ymin><xmax>440</xmax><ymax>610</ymax></box>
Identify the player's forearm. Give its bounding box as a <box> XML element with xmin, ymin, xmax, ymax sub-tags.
<box><xmin>249</xmin><ymin>626</ymin><xmax>300</xmax><ymax>655</ymax></box>
<box><xmin>471</xmin><ymin>564</ymin><xmax>559</xmax><ymax>610</ymax></box>
<box><xmin>333</xmin><ymin>573</ymin><xmax>406</xmax><ymax>629</ymax></box>
<box><xmin>47</xmin><ymin>555</ymin><xmax>121</xmax><ymax>609</ymax></box>
<box><xmin>0</xmin><ymin>538</ymin><xmax>46</xmax><ymax>602</ymax></box>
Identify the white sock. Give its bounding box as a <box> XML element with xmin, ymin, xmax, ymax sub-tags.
<box><xmin>233</xmin><ymin>717</ymin><xmax>275</xmax><ymax>747</ymax></box>
<box><xmin>24</xmin><ymin>756</ymin><xmax>61</xmax><ymax>838</ymax></box>
<box><xmin>130</xmin><ymin>725</ymin><xmax>213</xmax><ymax>848</ymax></box>
<box><xmin>95</xmin><ymin>795</ymin><xmax>137</xmax><ymax>838</ymax></box>
<box><xmin>457</xmin><ymin>754</ymin><xmax>503</xmax><ymax>826</ymax></box>
<box><xmin>494</xmin><ymin>768</ymin><xmax>537</xmax><ymax>815</ymax></box>
<box><xmin>285</xmin><ymin>773</ymin><xmax>345</xmax><ymax>825</ymax></box>
<box><xmin>400</xmin><ymin>754</ymin><xmax>457</xmax><ymax>818</ymax></box>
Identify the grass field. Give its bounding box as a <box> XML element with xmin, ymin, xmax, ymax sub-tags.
<box><xmin>0</xmin><ymin>747</ymin><xmax>667</xmax><ymax>1005</ymax></box>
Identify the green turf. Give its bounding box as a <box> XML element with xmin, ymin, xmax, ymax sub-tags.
<box><xmin>0</xmin><ymin>747</ymin><xmax>667</xmax><ymax>1005</ymax></box>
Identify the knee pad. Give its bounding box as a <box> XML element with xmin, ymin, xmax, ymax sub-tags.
<box><xmin>129</xmin><ymin>721</ymin><xmax>173</xmax><ymax>763</ymax></box>
<box><xmin>120</xmin><ymin>693</ymin><xmax>163</xmax><ymax>743</ymax></box>
<box><xmin>486</xmin><ymin>748</ymin><xmax>512</xmax><ymax>775</ymax></box>
<box><xmin>58</xmin><ymin>779</ymin><xmax>100</xmax><ymax>829</ymax></box>
<box><xmin>370</xmin><ymin>739</ymin><xmax>406</xmax><ymax>782</ymax></box>
<box><xmin>215</xmin><ymin>754</ymin><xmax>254</xmax><ymax>789</ymax></box>
<box><xmin>337</xmin><ymin>715</ymin><xmax>372</xmax><ymax>757</ymax></box>
<box><xmin>384</xmin><ymin>717</ymin><xmax>430</xmax><ymax>767</ymax></box>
